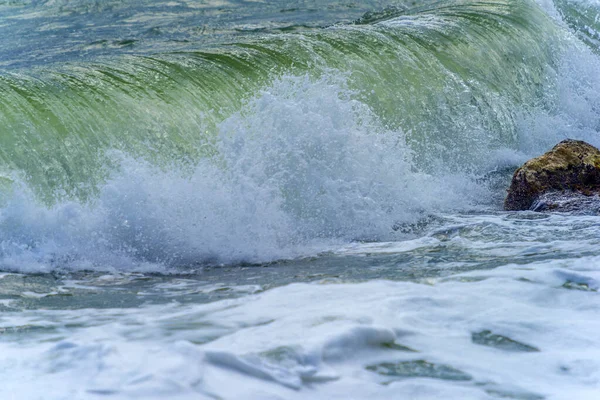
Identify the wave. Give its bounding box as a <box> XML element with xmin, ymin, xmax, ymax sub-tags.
<box><xmin>553</xmin><ymin>0</ymin><xmax>600</xmax><ymax>53</ymax></box>
<box><xmin>0</xmin><ymin>0</ymin><xmax>599</xmax><ymax>271</ymax></box>
<box><xmin>0</xmin><ymin>74</ymin><xmax>489</xmax><ymax>271</ymax></box>
<box><xmin>0</xmin><ymin>0</ymin><xmax>563</xmax><ymax>196</ymax></box>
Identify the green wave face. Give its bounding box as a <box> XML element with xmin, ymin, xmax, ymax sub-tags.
<box><xmin>0</xmin><ymin>0</ymin><xmax>566</xmax><ymax>202</ymax></box>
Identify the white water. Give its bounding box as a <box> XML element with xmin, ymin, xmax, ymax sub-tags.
<box><xmin>0</xmin><ymin>74</ymin><xmax>487</xmax><ymax>272</ymax></box>
<box><xmin>2</xmin><ymin>228</ymin><xmax>600</xmax><ymax>399</ymax></box>
<box><xmin>1</xmin><ymin>0</ymin><xmax>600</xmax><ymax>272</ymax></box>
<box><xmin>2</xmin><ymin>16</ymin><xmax>600</xmax><ymax>272</ymax></box>
<box><xmin>1</xmin><ymin>1</ymin><xmax>600</xmax><ymax>399</ymax></box>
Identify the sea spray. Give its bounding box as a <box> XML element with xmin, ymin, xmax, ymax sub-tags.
<box><xmin>2</xmin><ymin>0</ymin><xmax>600</xmax><ymax>271</ymax></box>
<box><xmin>0</xmin><ymin>74</ymin><xmax>486</xmax><ymax>271</ymax></box>
<box><xmin>0</xmin><ymin>0</ymin><xmax>565</xmax><ymax>200</ymax></box>
<box><xmin>0</xmin><ymin>0</ymin><xmax>597</xmax><ymax>268</ymax></box>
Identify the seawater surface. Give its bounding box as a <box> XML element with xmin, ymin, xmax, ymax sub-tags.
<box><xmin>0</xmin><ymin>0</ymin><xmax>600</xmax><ymax>398</ymax></box>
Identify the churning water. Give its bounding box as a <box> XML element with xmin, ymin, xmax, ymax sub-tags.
<box><xmin>0</xmin><ymin>0</ymin><xmax>599</xmax><ymax>398</ymax></box>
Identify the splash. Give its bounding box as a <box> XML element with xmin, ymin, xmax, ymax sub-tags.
<box><xmin>0</xmin><ymin>75</ymin><xmax>484</xmax><ymax>272</ymax></box>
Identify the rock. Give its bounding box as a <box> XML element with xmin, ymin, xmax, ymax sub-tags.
<box><xmin>531</xmin><ymin>191</ymin><xmax>600</xmax><ymax>214</ymax></box>
<box><xmin>504</xmin><ymin>139</ymin><xmax>600</xmax><ymax>211</ymax></box>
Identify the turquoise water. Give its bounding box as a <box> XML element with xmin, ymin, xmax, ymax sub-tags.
<box><xmin>1</xmin><ymin>0</ymin><xmax>600</xmax><ymax>398</ymax></box>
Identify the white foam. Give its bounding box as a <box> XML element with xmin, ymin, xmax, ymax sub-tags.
<box><xmin>0</xmin><ymin>74</ymin><xmax>484</xmax><ymax>272</ymax></box>
<box><xmin>2</xmin><ymin>254</ymin><xmax>600</xmax><ymax>399</ymax></box>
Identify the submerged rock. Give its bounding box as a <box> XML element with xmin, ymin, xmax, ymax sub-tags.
<box><xmin>504</xmin><ymin>139</ymin><xmax>600</xmax><ymax>211</ymax></box>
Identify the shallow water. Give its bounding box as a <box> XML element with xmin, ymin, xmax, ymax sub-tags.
<box><xmin>1</xmin><ymin>0</ymin><xmax>600</xmax><ymax>398</ymax></box>
<box><xmin>2</xmin><ymin>212</ymin><xmax>600</xmax><ymax>398</ymax></box>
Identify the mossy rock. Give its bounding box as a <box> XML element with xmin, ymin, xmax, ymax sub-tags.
<box><xmin>504</xmin><ymin>139</ymin><xmax>600</xmax><ymax>211</ymax></box>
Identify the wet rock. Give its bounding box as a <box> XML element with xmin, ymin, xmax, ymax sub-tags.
<box><xmin>531</xmin><ymin>191</ymin><xmax>600</xmax><ymax>214</ymax></box>
<box><xmin>504</xmin><ymin>139</ymin><xmax>600</xmax><ymax>211</ymax></box>
<box><xmin>471</xmin><ymin>330</ymin><xmax>540</xmax><ymax>352</ymax></box>
<box><xmin>366</xmin><ymin>359</ymin><xmax>472</xmax><ymax>381</ymax></box>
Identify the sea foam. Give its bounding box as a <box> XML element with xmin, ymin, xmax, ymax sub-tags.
<box><xmin>0</xmin><ymin>75</ymin><xmax>483</xmax><ymax>272</ymax></box>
